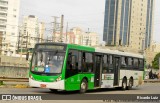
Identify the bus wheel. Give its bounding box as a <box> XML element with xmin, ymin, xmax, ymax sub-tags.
<box><xmin>122</xmin><ymin>79</ymin><xmax>127</xmax><ymax>90</ymax></box>
<box><xmin>127</xmin><ymin>79</ymin><xmax>133</xmax><ymax>90</ymax></box>
<box><xmin>80</xmin><ymin>79</ymin><xmax>88</xmax><ymax>93</ymax></box>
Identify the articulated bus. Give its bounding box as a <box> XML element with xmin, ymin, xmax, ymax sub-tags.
<box><xmin>29</xmin><ymin>43</ymin><xmax>144</xmax><ymax>93</ymax></box>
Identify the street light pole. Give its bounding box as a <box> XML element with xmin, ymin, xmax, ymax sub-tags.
<box><xmin>60</xmin><ymin>15</ymin><xmax>64</xmax><ymax>42</ymax></box>
<box><xmin>20</xmin><ymin>32</ymin><xmax>23</xmax><ymax>60</ymax></box>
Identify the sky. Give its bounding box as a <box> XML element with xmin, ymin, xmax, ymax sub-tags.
<box><xmin>20</xmin><ymin>0</ymin><xmax>160</xmax><ymax>43</ymax></box>
<box><xmin>154</xmin><ymin>0</ymin><xmax>160</xmax><ymax>43</ymax></box>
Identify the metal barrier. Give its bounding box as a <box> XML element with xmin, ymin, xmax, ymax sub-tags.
<box><xmin>0</xmin><ymin>77</ymin><xmax>29</xmax><ymax>82</ymax></box>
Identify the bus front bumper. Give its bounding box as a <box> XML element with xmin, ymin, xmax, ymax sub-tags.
<box><xmin>29</xmin><ymin>78</ymin><xmax>65</xmax><ymax>90</ymax></box>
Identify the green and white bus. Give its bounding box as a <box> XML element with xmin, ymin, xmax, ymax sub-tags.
<box><xmin>29</xmin><ymin>43</ymin><xmax>144</xmax><ymax>93</ymax></box>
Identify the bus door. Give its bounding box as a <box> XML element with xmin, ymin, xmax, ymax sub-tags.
<box><xmin>94</xmin><ymin>54</ymin><xmax>102</xmax><ymax>87</ymax></box>
<box><xmin>114</xmin><ymin>57</ymin><xmax>120</xmax><ymax>86</ymax></box>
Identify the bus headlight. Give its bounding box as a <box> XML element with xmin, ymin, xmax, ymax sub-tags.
<box><xmin>56</xmin><ymin>76</ymin><xmax>62</xmax><ymax>82</ymax></box>
<box><xmin>29</xmin><ymin>74</ymin><xmax>34</xmax><ymax>80</ymax></box>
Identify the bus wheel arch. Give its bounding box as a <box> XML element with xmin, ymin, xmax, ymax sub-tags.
<box><xmin>80</xmin><ymin>77</ymin><xmax>88</xmax><ymax>93</ymax></box>
<box><xmin>121</xmin><ymin>77</ymin><xmax>127</xmax><ymax>90</ymax></box>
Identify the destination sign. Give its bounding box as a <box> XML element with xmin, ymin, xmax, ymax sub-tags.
<box><xmin>36</xmin><ymin>45</ymin><xmax>65</xmax><ymax>50</ymax></box>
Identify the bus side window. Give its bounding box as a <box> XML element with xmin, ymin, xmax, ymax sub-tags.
<box><xmin>139</xmin><ymin>59</ymin><xmax>144</xmax><ymax>70</ymax></box>
<box><xmin>82</xmin><ymin>52</ymin><xmax>93</xmax><ymax>73</ymax></box>
<box><xmin>108</xmin><ymin>55</ymin><xmax>113</xmax><ymax>73</ymax></box>
<box><xmin>86</xmin><ymin>53</ymin><xmax>93</xmax><ymax>72</ymax></box>
<box><xmin>103</xmin><ymin>55</ymin><xmax>108</xmax><ymax>73</ymax></box>
<box><xmin>121</xmin><ymin>57</ymin><xmax>127</xmax><ymax>67</ymax></box>
<box><xmin>82</xmin><ymin>52</ymin><xmax>87</xmax><ymax>72</ymax></box>
<box><xmin>108</xmin><ymin>55</ymin><xmax>113</xmax><ymax>65</ymax></box>
<box><xmin>78</xmin><ymin>51</ymin><xmax>82</xmax><ymax>72</ymax></box>
<box><xmin>128</xmin><ymin>57</ymin><xmax>133</xmax><ymax>68</ymax></box>
<box><xmin>125</xmin><ymin>57</ymin><xmax>128</xmax><ymax>66</ymax></box>
<box><xmin>133</xmin><ymin>58</ymin><xmax>139</xmax><ymax>69</ymax></box>
<box><xmin>67</xmin><ymin>50</ymin><xmax>78</xmax><ymax>70</ymax></box>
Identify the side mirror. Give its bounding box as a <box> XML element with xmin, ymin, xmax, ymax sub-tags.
<box><xmin>26</xmin><ymin>52</ymin><xmax>29</xmax><ymax>60</ymax></box>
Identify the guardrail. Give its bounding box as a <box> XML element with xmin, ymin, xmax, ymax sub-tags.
<box><xmin>0</xmin><ymin>77</ymin><xmax>29</xmax><ymax>82</ymax></box>
<box><xmin>0</xmin><ymin>62</ymin><xmax>28</xmax><ymax>67</ymax></box>
<box><xmin>144</xmin><ymin>79</ymin><xmax>160</xmax><ymax>83</ymax></box>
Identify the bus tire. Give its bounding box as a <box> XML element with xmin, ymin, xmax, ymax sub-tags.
<box><xmin>127</xmin><ymin>79</ymin><xmax>133</xmax><ymax>90</ymax></box>
<box><xmin>121</xmin><ymin>79</ymin><xmax>127</xmax><ymax>90</ymax></box>
<box><xmin>80</xmin><ymin>79</ymin><xmax>88</xmax><ymax>93</ymax></box>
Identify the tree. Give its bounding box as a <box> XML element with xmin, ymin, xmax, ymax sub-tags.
<box><xmin>152</xmin><ymin>52</ymin><xmax>160</xmax><ymax>69</ymax></box>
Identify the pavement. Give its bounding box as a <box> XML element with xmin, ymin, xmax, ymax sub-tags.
<box><xmin>0</xmin><ymin>82</ymin><xmax>160</xmax><ymax>103</ymax></box>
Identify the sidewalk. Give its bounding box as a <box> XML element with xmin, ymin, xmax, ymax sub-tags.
<box><xmin>144</xmin><ymin>79</ymin><xmax>160</xmax><ymax>83</ymax></box>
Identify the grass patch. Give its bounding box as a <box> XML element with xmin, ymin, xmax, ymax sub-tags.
<box><xmin>0</xmin><ymin>81</ymin><xmax>4</xmax><ymax>85</ymax></box>
<box><xmin>14</xmin><ymin>84</ymin><xmax>28</xmax><ymax>88</ymax></box>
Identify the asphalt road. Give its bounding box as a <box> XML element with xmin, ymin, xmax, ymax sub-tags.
<box><xmin>0</xmin><ymin>83</ymin><xmax>160</xmax><ymax>103</ymax></box>
<box><xmin>0</xmin><ymin>83</ymin><xmax>160</xmax><ymax>94</ymax></box>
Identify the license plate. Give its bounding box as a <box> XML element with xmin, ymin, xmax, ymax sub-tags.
<box><xmin>40</xmin><ymin>84</ymin><xmax>46</xmax><ymax>88</ymax></box>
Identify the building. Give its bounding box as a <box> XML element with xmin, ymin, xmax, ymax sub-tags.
<box><xmin>89</xmin><ymin>32</ymin><xmax>100</xmax><ymax>46</ymax></box>
<box><xmin>63</xmin><ymin>31</ymin><xmax>75</xmax><ymax>44</ymax></box>
<box><xmin>81</xmin><ymin>32</ymin><xmax>100</xmax><ymax>46</ymax></box>
<box><xmin>53</xmin><ymin>27</ymin><xmax>100</xmax><ymax>46</ymax></box>
<box><xmin>53</xmin><ymin>32</ymin><xmax>63</xmax><ymax>43</ymax></box>
<box><xmin>0</xmin><ymin>0</ymin><xmax>20</xmax><ymax>56</ymax></box>
<box><xmin>19</xmin><ymin>15</ymin><xmax>45</xmax><ymax>51</ymax></box>
<box><xmin>70</xmin><ymin>27</ymin><xmax>82</xmax><ymax>45</ymax></box>
<box><xmin>39</xmin><ymin>22</ymin><xmax>45</xmax><ymax>43</ymax></box>
<box><xmin>103</xmin><ymin>0</ymin><xmax>154</xmax><ymax>51</ymax></box>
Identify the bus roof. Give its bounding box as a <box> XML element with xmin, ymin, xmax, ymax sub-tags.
<box><xmin>35</xmin><ymin>42</ymin><xmax>67</xmax><ymax>46</ymax></box>
<box><xmin>35</xmin><ymin>43</ymin><xmax>143</xmax><ymax>58</ymax></box>
<box><xmin>67</xmin><ymin>44</ymin><xmax>95</xmax><ymax>52</ymax></box>
<box><xmin>95</xmin><ymin>48</ymin><xmax>144</xmax><ymax>58</ymax></box>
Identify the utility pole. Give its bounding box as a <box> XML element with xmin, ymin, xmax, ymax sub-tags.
<box><xmin>66</xmin><ymin>22</ymin><xmax>68</xmax><ymax>43</ymax></box>
<box><xmin>17</xmin><ymin>32</ymin><xmax>20</xmax><ymax>51</ymax></box>
<box><xmin>37</xmin><ymin>36</ymin><xmax>41</xmax><ymax>43</ymax></box>
<box><xmin>20</xmin><ymin>32</ymin><xmax>23</xmax><ymax>60</ymax></box>
<box><xmin>47</xmin><ymin>36</ymin><xmax>48</xmax><ymax>42</ymax></box>
<box><xmin>60</xmin><ymin>15</ymin><xmax>64</xmax><ymax>42</ymax></box>
<box><xmin>26</xmin><ymin>32</ymin><xmax>28</xmax><ymax>53</ymax></box>
<box><xmin>86</xmin><ymin>28</ymin><xmax>90</xmax><ymax>46</ymax></box>
<box><xmin>52</xmin><ymin>16</ymin><xmax>59</xmax><ymax>42</ymax></box>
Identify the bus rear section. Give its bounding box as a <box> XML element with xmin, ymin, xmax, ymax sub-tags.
<box><xmin>95</xmin><ymin>48</ymin><xmax>145</xmax><ymax>90</ymax></box>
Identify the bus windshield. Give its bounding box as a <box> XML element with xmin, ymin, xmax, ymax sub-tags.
<box><xmin>31</xmin><ymin>50</ymin><xmax>65</xmax><ymax>74</ymax></box>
